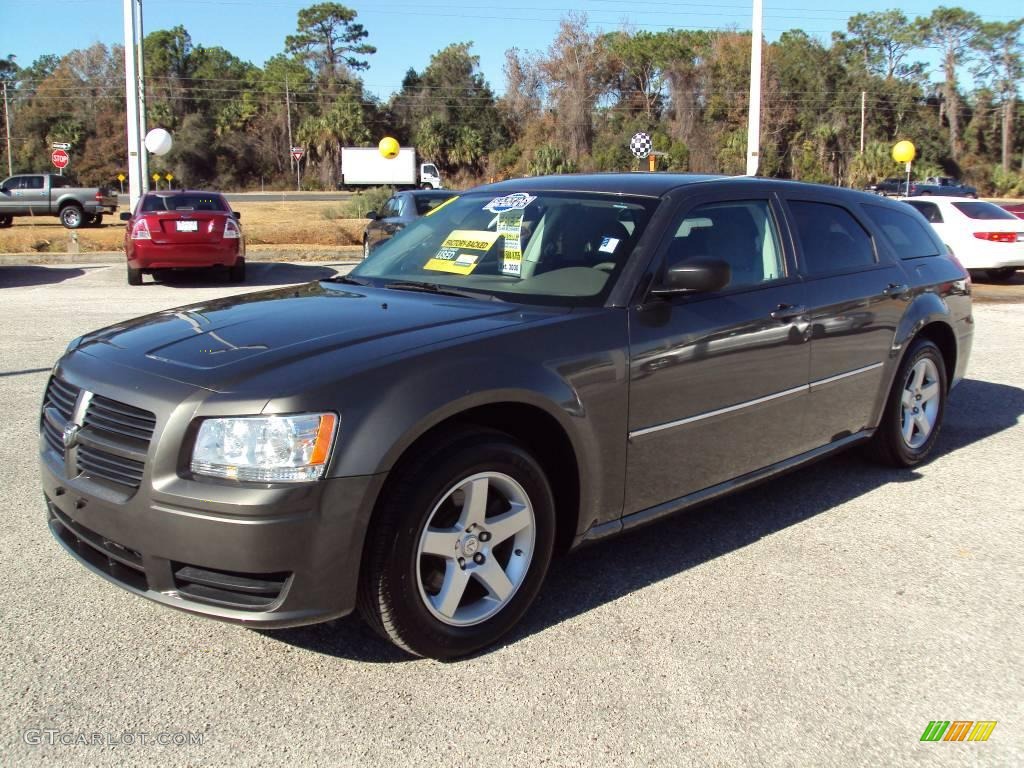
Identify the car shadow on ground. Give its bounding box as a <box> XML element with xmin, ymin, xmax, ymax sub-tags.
<box><xmin>263</xmin><ymin>377</ymin><xmax>1024</xmax><ymax>664</ymax></box>
<box><xmin>0</xmin><ymin>265</ymin><xmax>95</xmax><ymax>288</ymax></box>
<box><xmin>148</xmin><ymin>261</ymin><xmax>344</xmax><ymax>288</ymax></box>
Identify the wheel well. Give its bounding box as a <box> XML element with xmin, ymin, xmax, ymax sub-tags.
<box><xmin>59</xmin><ymin>201</ymin><xmax>82</xmax><ymax>212</ymax></box>
<box><xmin>915</xmin><ymin>321</ymin><xmax>957</xmax><ymax>380</ymax></box>
<box><xmin>385</xmin><ymin>403</ymin><xmax>581</xmax><ymax>555</ymax></box>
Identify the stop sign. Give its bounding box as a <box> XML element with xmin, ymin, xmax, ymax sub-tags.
<box><xmin>51</xmin><ymin>149</ymin><xmax>69</xmax><ymax>169</ymax></box>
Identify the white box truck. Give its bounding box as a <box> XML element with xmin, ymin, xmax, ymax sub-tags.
<box><xmin>339</xmin><ymin>147</ymin><xmax>443</xmax><ymax>189</ymax></box>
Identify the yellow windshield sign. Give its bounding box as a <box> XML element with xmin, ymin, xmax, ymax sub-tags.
<box><xmin>424</xmin><ymin>230</ymin><xmax>499</xmax><ymax>275</ymax></box>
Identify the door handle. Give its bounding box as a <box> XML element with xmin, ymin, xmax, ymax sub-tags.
<box><xmin>884</xmin><ymin>282</ymin><xmax>910</xmax><ymax>298</ymax></box>
<box><xmin>770</xmin><ymin>303</ymin><xmax>808</xmax><ymax>322</ymax></box>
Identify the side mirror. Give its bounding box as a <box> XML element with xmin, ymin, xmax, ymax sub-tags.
<box><xmin>365</xmin><ymin>211</ymin><xmax>378</xmax><ymax>221</ymax></box>
<box><xmin>232</xmin><ymin>211</ymin><xmax>241</xmax><ymax>221</ymax></box>
<box><xmin>119</xmin><ymin>212</ymin><xmax>132</xmax><ymax>222</ymax></box>
<box><xmin>652</xmin><ymin>259</ymin><xmax>731</xmax><ymax>295</ymax></box>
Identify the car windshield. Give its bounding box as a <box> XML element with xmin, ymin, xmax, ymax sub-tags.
<box><xmin>141</xmin><ymin>194</ymin><xmax>228</xmax><ymax>213</ymax></box>
<box><xmin>951</xmin><ymin>201</ymin><xmax>1016</xmax><ymax>220</ymax></box>
<box><xmin>351</xmin><ymin>191</ymin><xmax>657</xmax><ymax>306</ymax></box>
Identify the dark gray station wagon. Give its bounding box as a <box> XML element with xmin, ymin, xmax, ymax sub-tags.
<box><xmin>41</xmin><ymin>174</ymin><xmax>973</xmax><ymax>658</ymax></box>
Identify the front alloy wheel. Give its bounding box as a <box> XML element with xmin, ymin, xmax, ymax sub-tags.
<box><xmin>416</xmin><ymin>472</ymin><xmax>536</xmax><ymax>627</ymax></box>
<box><xmin>358</xmin><ymin>428</ymin><xmax>555</xmax><ymax>659</ymax></box>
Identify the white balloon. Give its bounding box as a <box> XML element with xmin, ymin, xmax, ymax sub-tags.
<box><xmin>145</xmin><ymin>128</ymin><xmax>173</xmax><ymax>156</ymax></box>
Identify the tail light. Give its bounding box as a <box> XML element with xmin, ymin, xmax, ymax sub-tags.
<box><xmin>130</xmin><ymin>218</ymin><xmax>151</xmax><ymax>240</ymax></box>
<box><xmin>972</xmin><ymin>231</ymin><xmax>1019</xmax><ymax>243</ymax></box>
<box><xmin>223</xmin><ymin>217</ymin><xmax>241</xmax><ymax>239</ymax></box>
<box><xmin>94</xmin><ymin>191</ymin><xmax>103</xmax><ymax>201</ymax></box>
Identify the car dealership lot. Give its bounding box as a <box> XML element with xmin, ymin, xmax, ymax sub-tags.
<box><xmin>1</xmin><ymin>262</ymin><xmax>1022</xmax><ymax>766</ymax></box>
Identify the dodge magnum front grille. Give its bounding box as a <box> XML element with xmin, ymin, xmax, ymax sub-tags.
<box><xmin>40</xmin><ymin>376</ymin><xmax>156</xmax><ymax>491</ymax></box>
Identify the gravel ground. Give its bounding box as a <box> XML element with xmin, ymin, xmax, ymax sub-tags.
<box><xmin>1</xmin><ymin>263</ymin><xmax>1021</xmax><ymax>767</ymax></box>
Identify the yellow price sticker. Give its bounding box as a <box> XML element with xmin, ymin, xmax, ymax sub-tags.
<box><xmin>423</xmin><ymin>230</ymin><xmax>499</xmax><ymax>275</ymax></box>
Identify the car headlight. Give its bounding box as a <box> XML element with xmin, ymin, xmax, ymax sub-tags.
<box><xmin>190</xmin><ymin>413</ymin><xmax>337</xmax><ymax>483</ymax></box>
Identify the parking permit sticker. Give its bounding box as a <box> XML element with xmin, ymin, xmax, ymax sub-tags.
<box><xmin>424</xmin><ymin>230</ymin><xmax>499</xmax><ymax>275</ymax></box>
<box><xmin>497</xmin><ymin>211</ymin><xmax>524</xmax><ymax>276</ymax></box>
<box><xmin>598</xmin><ymin>237</ymin><xmax>619</xmax><ymax>254</ymax></box>
<box><xmin>483</xmin><ymin>192</ymin><xmax>536</xmax><ymax>214</ymax></box>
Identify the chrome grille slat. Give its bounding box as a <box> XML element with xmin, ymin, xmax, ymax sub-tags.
<box><xmin>77</xmin><ymin>448</ymin><xmax>145</xmax><ymax>486</ymax></box>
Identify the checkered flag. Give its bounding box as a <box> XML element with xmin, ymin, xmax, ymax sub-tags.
<box><xmin>629</xmin><ymin>132</ymin><xmax>652</xmax><ymax>159</ymax></box>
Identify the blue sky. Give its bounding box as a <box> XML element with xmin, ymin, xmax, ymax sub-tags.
<box><xmin>1</xmin><ymin>0</ymin><xmax>1018</xmax><ymax>99</ymax></box>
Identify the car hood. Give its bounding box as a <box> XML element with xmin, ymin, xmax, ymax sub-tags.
<box><xmin>72</xmin><ymin>281</ymin><xmax>555</xmax><ymax>392</ymax></box>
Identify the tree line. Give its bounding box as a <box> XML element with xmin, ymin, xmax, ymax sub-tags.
<box><xmin>1</xmin><ymin>3</ymin><xmax>1021</xmax><ymax>195</ymax></box>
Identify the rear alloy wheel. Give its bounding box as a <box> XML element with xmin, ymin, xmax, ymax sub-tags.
<box><xmin>987</xmin><ymin>267</ymin><xmax>1017</xmax><ymax>283</ymax></box>
<box><xmin>127</xmin><ymin>266</ymin><xmax>142</xmax><ymax>286</ymax></box>
<box><xmin>89</xmin><ymin>213</ymin><xmax>104</xmax><ymax>227</ymax></box>
<box><xmin>60</xmin><ymin>205</ymin><xmax>84</xmax><ymax>229</ymax></box>
<box><xmin>0</xmin><ymin>214</ymin><xmax>13</xmax><ymax>228</ymax></box>
<box><xmin>870</xmin><ymin>338</ymin><xmax>947</xmax><ymax>467</ymax></box>
<box><xmin>358</xmin><ymin>428</ymin><xmax>555</xmax><ymax>659</ymax></box>
<box><xmin>228</xmin><ymin>257</ymin><xmax>246</xmax><ymax>283</ymax></box>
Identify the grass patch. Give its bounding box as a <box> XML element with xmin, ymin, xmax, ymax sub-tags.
<box><xmin>342</xmin><ymin>186</ymin><xmax>395</xmax><ymax>219</ymax></box>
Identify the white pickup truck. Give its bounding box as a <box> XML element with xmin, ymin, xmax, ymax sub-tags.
<box><xmin>0</xmin><ymin>173</ymin><xmax>119</xmax><ymax>229</ymax></box>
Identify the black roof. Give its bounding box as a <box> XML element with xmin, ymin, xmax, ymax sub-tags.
<box><xmin>471</xmin><ymin>172</ymin><xmax>895</xmax><ymax>204</ymax></box>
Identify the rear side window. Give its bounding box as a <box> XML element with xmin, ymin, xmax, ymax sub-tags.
<box><xmin>951</xmin><ymin>201</ymin><xmax>1016</xmax><ymax>220</ymax></box>
<box><xmin>50</xmin><ymin>176</ymin><xmax>71</xmax><ymax>188</ymax></box>
<box><xmin>905</xmin><ymin>201</ymin><xmax>943</xmax><ymax>223</ymax></box>
<box><xmin>862</xmin><ymin>204</ymin><xmax>940</xmax><ymax>259</ymax></box>
<box><xmin>788</xmin><ymin>201</ymin><xmax>876</xmax><ymax>275</ymax></box>
<box><xmin>415</xmin><ymin>195</ymin><xmax>451</xmax><ymax>216</ymax></box>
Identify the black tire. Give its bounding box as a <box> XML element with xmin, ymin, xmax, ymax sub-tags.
<box><xmin>358</xmin><ymin>427</ymin><xmax>556</xmax><ymax>659</ymax></box>
<box><xmin>90</xmin><ymin>213</ymin><xmax>104</xmax><ymax>227</ymax></box>
<box><xmin>420</xmin><ymin>183</ymin><xmax>432</xmax><ymax>190</ymax></box>
<box><xmin>0</xmin><ymin>214</ymin><xmax>13</xmax><ymax>228</ymax></box>
<box><xmin>228</xmin><ymin>257</ymin><xmax>246</xmax><ymax>283</ymax></box>
<box><xmin>987</xmin><ymin>267</ymin><xmax>1017</xmax><ymax>283</ymax></box>
<box><xmin>60</xmin><ymin>205</ymin><xmax>84</xmax><ymax>229</ymax></box>
<box><xmin>870</xmin><ymin>338</ymin><xmax>948</xmax><ymax>467</ymax></box>
<box><xmin>127</xmin><ymin>266</ymin><xmax>142</xmax><ymax>286</ymax></box>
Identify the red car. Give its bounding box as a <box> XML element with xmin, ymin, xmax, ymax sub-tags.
<box><xmin>120</xmin><ymin>191</ymin><xmax>245</xmax><ymax>285</ymax></box>
<box><xmin>1000</xmin><ymin>202</ymin><xmax>1024</xmax><ymax>219</ymax></box>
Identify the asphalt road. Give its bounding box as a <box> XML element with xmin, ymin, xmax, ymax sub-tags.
<box><xmin>1</xmin><ymin>263</ymin><xmax>1022</xmax><ymax>767</ymax></box>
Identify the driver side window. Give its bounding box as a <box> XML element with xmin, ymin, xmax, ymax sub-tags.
<box><xmin>665</xmin><ymin>199</ymin><xmax>785</xmax><ymax>290</ymax></box>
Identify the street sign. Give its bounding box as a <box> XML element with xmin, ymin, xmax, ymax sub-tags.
<box><xmin>51</xmin><ymin>149</ymin><xmax>69</xmax><ymax>169</ymax></box>
<box><xmin>165</xmin><ymin>173</ymin><xmax>173</xmax><ymax>182</ymax></box>
<box><xmin>291</xmin><ymin>146</ymin><xmax>305</xmax><ymax>161</ymax></box>
<box><xmin>117</xmin><ymin>173</ymin><xmax>126</xmax><ymax>182</ymax></box>
<box><xmin>51</xmin><ymin>142</ymin><xmax>71</xmax><ymax>150</ymax></box>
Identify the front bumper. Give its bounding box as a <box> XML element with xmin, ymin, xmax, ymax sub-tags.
<box><xmin>42</xmin><ymin>455</ymin><xmax>382</xmax><ymax>628</ymax></box>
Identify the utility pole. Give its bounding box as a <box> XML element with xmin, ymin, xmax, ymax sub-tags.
<box><xmin>135</xmin><ymin>0</ymin><xmax>149</xmax><ymax>192</ymax></box>
<box><xmin>2</xmin><ymin>81</ymin><xmax>12</xmax><ymax>177</ymax></box>
<box><xmin>860</xmin><ymin>91</ymin><xmax>866</xmax><ymax>154</ymax></box>
<box><xmin>122</xmin><ymin>0</ymin><xmax>143</xmax><ymax>210</ymax></box>
<box><xmin>285</xmin><ymin>75</ymin><xmax>296</xmax><ymax>191</ymax></box>
<box><xmin>745</xmin><ymin>0</ymin><xmax>762</xmax><ymax>176</ymax></box>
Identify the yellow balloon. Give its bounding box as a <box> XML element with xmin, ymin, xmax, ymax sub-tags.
<box><xmin>378</xmin><ymin>137</ymin><xmax>400</xmax><ymax>160</ymax></box>
<box><xmin>892</xmin><ymin>140</ymin><xmax>916</xmax><ymax>164</ymax></box>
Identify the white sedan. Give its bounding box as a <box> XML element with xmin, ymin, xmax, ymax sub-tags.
<box><xmin>902</xmin><ymin>196</ymin><xmax>1024</xmax><ymax>282</ymax></box>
